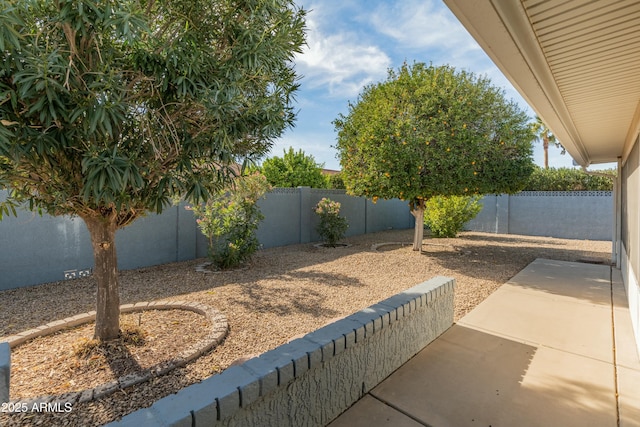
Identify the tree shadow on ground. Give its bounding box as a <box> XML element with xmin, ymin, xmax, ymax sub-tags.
<box><xmin>97</xmin><ymin>338</ymin><xmax>144</xmax><ymax>380</ymax></box>
<box><xmin>457</xmin><ymin>233</ymin><xmax>571</xmax><ymax>246</ymax></box>
<box><xmin>421</xmin><ymin>236</ymin><xmax>613</xmax><ymax>307</ymax></box>
<box><xmin>0</xmin><ymin>229</ymin><xmax>612</xmax><ymax>335</ymax></box>
<box><xmin>423</xmin><ymin>241</ymin><xmax>609</xmax><ymax>277</ymax></box>
<box><xmin>0</xmin><ymin>231</ymin><xmax>378</xmax><ymax>335</ymax></box>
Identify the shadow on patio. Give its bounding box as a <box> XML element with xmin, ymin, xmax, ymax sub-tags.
<box><xmin>329</xmin><ymin>258</ymin><xmax>640</xmax><ymax>427</ymax></box>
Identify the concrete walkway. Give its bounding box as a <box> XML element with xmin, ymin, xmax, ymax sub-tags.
<box><xmin>329</xmin><ymin>258</ymin><xmax>640</xmax><ymax>427</ymax></box>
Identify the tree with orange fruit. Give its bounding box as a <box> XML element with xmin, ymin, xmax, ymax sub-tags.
<box><xmin>334</xmin><ymin>63</ymin><xmax>534</xmax><ymax>251</ymax></box>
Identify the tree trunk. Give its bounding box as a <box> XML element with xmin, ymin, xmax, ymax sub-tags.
<box><xmin>543</xmin><ymin>136</ymin><xmax>549</xmax><ymax>169</ymax></box>
<box><xmin>81</xmin><ymin>213</ymin><xmax>120</xmax><ymax>341</ymax></box>
<box><xmin>410</xmin><ymin>199</ymin><xmax>426</xmax><ymax>252</ymax></box>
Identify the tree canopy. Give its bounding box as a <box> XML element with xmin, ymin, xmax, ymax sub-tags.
<box><xmin>334</xmin><ymin>63</ymin><xmax>534</xmax><ymax>249</ymax></box>
<box><xmin>260</xmin><ymin>147</ymin><xmax>326</xmax><ymax>188</ymax></box>
<box><xmin>0</xmin><ymin>0</ymin><xmax>306</xmax><ymax>340</ymax></box>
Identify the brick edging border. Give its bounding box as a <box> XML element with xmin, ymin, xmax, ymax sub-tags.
<box><xmin>1</xmin><ymin>301</ymin><xmax>228</xmax><ymax>406</ymax></box>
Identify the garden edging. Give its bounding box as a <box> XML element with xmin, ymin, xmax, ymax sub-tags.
<box><xmin>0</xmin><ymin>301</ymin><xmax>228</xmax><ymax>406</ymax></box>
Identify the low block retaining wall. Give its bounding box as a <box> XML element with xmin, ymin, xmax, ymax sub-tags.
<box><xmin>108</xmin><ymin>276</ymin><xmax>455</xmax><ymax>427</ymax></box>
<box><xmin>0</xmin><ymin>342</ymin><xmax>8</xmax><ymax>404</ymax></box>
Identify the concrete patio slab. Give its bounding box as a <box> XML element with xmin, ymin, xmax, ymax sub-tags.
<box><xmin>618</xmin><ymin>365</ymin><xmax>640</xmax><ymax>427</ymax></box>
<box><xmin>329</xmin><ymin>258</ymin><xmax>640</xmax><ymax>427</ymax></box>
<box><xmin>326</xmin><ymin>395</ymin><xmax>423</xmax><ymax>427</ymax></box>
<box><xmin>507</xmin><ymin>258</ymin><xmax>612</xmax><ymax>305</ymax></box>
<box><xmin>457</xmin><ymin>283</ymin><xmax>613</xmax><ymax>362</ymax></box>
<box><xmin>371</xmin><ymin>326</ymin><xmax>615</xmax><ymax>427</ymax></box>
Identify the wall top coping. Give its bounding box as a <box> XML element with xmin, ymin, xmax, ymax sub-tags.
<box><xmin>266</xmin><ymin>189</ymin><xmax>613</xmax><ymax>197</ymax></box>
<box><xmin>0</xmin><ymin>342</ymin><xmax>9</xmax><ymax>365</ymax></box>
<box><xmin>107</xmin><ymin>276</ymin><xmax>455</xmax><ymax>426</ymax></box>
<box><xmin>513</xmin><ymin>191</ymin><xmax>612</xmax><ymax>197</ymax></box>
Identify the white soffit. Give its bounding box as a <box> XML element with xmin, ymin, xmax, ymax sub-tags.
<box><xmin>444</xmin><ymin>0</ymin><xmax>640</xmax><ymax>166</ymax></box>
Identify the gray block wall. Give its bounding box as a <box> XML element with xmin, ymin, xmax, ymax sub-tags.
<box><xmin>197</xmin><ymin>188</ymin><xmax>414</xmax><ymax>257</ymax></box>
<box><xmin>0</xmin><ymin>342</ymin><xmax>9</xmax><ymax>404</ymax></box>
<box><xmin>107</xmin><ymin>276</ymin><xmax>456</xmax><ymax>427</ymax></box>
<box><xmin>0</xmin><ymin>189</ymin><xmax>612</xmax><ymax>291</ymax></box>
<box><xmin>0</xmin><ymin>188</ymin><xmax>412</xmax><ymax>290</ymax></box>
<box><xmin>0</xmin><ymin>190</ymin><xmax>198</xmax><ymax>291</ymax></box>
<box><xmin>466</xmin><ymin>191</ymin><xmax>613</xmax><ymax>240</ymax></box>
<box><xmin>508</xmin><ymin>191</ymin><xmax>613</xmax><ymax>240</ymax></box>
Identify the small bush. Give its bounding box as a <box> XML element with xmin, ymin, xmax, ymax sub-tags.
<box><xmin>327</xmin><ymin>173</ymin><xmax>346</xmax><ymax>189</ymax></box>
<box><xmin>315</xmin><ymin>198</ymin><xmax>349</xmax><ymax>247</ymax></box>
<box><xmin>424</xmin><ymin>195</ymin><xmax>482</xmax><ymax>238</ymax></box>
<box><xmin>190</xmin><ymin>173</ymin><xmax>271</xmax><ymax>269</ymax></box>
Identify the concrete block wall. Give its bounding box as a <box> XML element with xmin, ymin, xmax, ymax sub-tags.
<box><xmin>197</xmin><ymin>188</ymin><xmax>413</xmax><ymax>256</ymax></box>
<box><xmin>0</xmin><ymin>192</ymin><xmax>198</xmax><ymax>290</ymax></box>
<box><xmin>0</xmin><ymin>188</ymin><xmax>413</xmax><ymax>290</ymax></box>
<box><xmin>1</xmin><ymin>188</ymin><xmax>612</xmax><ymax>291</ymax></box>
<box><xmin>0</xmin><ymin>342</ymin><xmax>9</xmax><ymax>404</ymax></box>
<box><xmin>107</xmin><ymin>276</ymin><xmax>455</xmax><ymax>427</ymax></box>
<box><xmin>466</xmin><ymin>191</ymin><xmax>613</xmax><ymax>240</ymax></box>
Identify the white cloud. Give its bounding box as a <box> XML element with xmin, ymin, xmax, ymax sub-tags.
<box><xmin>294</xmin><ymin>6</ymin><xmax>391</xmax><ymax>98</ymax></box>
<box><xmin>366</xmin><ymin>1</ymin><xmax>532</xmax><ymax>115</ymax></box>
<box><xmin>269</xmin><ymin>130</ymin><xmax>340</xmax><ymax>170</ymax></box>
<box><xmin>368</xmin><ymin>0</ymin><xmax>480</xmax><ymax>53</ymax></box>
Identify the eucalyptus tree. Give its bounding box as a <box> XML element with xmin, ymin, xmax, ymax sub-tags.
<box><xmin>335</xmin><ymin>63</ymin><xmax>534</xmax><ymax>250</ymax></box>
<box><xmin>0</xmin><ymin>0</ymin><xmax>306</xmax><ymax>341</ymax></box>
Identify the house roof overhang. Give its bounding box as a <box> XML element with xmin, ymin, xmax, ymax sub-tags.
<box><xmin>443</xmin><ymin>0</ymin><xmax>640</xmax><ymax>167</ymax></box>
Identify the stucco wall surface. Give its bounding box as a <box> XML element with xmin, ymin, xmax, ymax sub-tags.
<box><xmin>107</xmin><ymin>276</ymin><xmax>455</xmax><ymax>427</ymax></box>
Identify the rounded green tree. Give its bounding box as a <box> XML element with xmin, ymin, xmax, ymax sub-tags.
<box><xmin>261</xmin><ymin>147</ymin><xmax>327</xmax><ymax>188</ymax></box>
<box><xmin>334</xmin><ymin>63</ymin><xmax>534</xmax><ymax>250</ymax></box>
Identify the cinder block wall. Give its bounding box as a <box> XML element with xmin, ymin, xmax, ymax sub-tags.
<box><xmin>107</xmin><ymin>276</ymin><xmax>455</xmax><ymax>427</ymax></box>
<box><xmin>0</xmin><ymin>196</ymin><xmax>199</xmax><ymax>290</ymax></box>
<box><xmin>197</xmin><ymin>188</ymin><xmax>413</xmax><ymax>256</ymax></box>
<box><xmin>0</xmin><ymin>188</ymin><xmax>413</xmax><ymax>290</ymax></box>
<box><xmin>0</xmin><ymin>188</ymin><xmax>612</xmax><ymax>291</ymax></box>
<box><xmin>0</xmin><ymin>342</ymin><xmax>9</xmax><ymax>404</ymax></box>
<box><xmin>466</xmin><ymin>191</ymin><xmax>613</xmax><ymax>240</ymax></box>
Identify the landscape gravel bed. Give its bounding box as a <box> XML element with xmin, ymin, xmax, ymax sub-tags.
<box><xmin>0</xmin><ymin>230</ymin><xmax>612</xmax><ymax>426</ymax></box>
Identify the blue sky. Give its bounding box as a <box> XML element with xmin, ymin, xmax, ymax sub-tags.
<box><xmin>268</xmin><ymin>0</ymin><xmax>600</xmax><ymax>171</ymax></box>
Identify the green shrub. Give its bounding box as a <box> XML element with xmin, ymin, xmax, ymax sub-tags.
<box><xmin>327</xmin><ymin>173</ymin><xmax>346</xmax><ymax>189</ymax></box>
<box><xmin>424</xmin><ymin>195</ymin><xmax>482</xmax><ymax>238</ymax></box>
<box><xmin>523</xmin><ymin>167</ymin><xmax>614</xmax><ymax>191</ymax></box>
<box><xmin>315</xmin><ymin>198</ymin><xmax>349</xmax><ymax>247</ymax></box>
<box><xmin>260</xmin><ymin>147</ymin><xmax>326</xmax><ymax>188</ymax></box>
<box><xmin>189</xmin><ymin>174</ymin><xmax>271</xmax><ymax>269</ymax></box>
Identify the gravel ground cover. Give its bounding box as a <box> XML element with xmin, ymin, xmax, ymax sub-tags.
<box><xmin>0</xmin><ymin>229</ymin><xmax>611</xmax><ymax>426</ymax></box>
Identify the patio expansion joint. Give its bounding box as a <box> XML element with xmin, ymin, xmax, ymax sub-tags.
<box><xmin>607</xmin><ymin>265</ymin><xmax>621</xmax><ymax>426</ymax></box>
<box><xmin>367</xmin><ymin>391</ymin><xmax>430</xmax><ymax>427</ymax></box>
<box><xmin>493</xmin><ymin>284</ymin><xmax>614</xmax><ymax>309</ymax></box>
